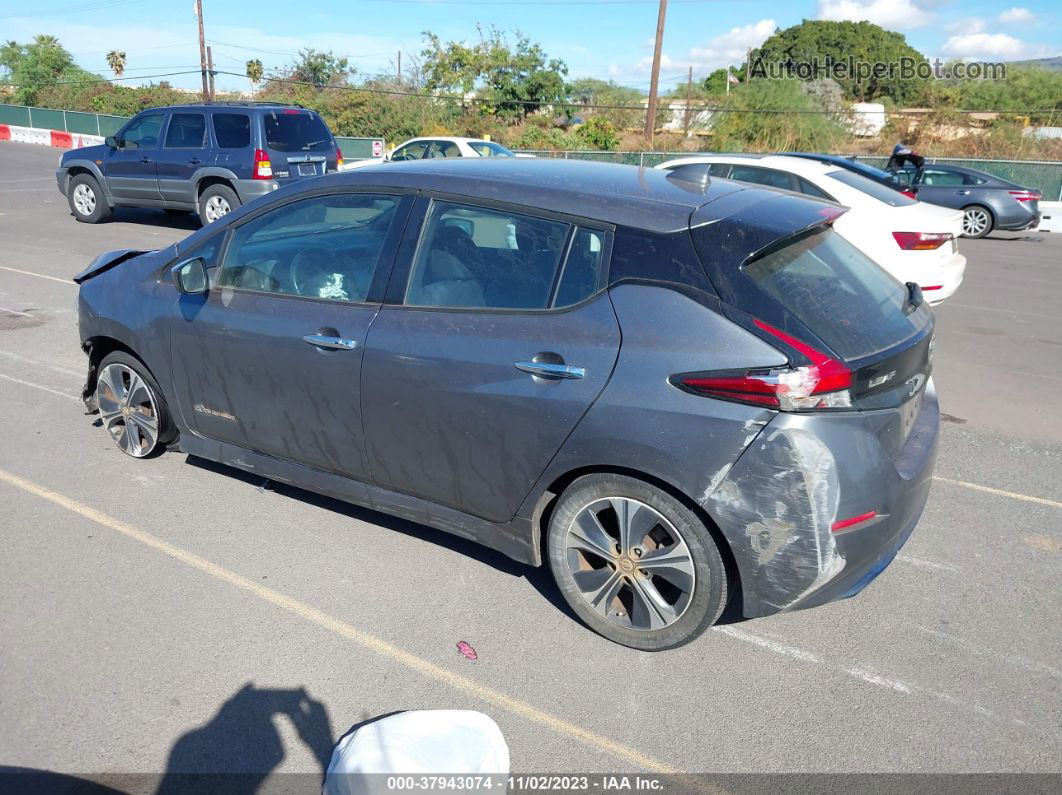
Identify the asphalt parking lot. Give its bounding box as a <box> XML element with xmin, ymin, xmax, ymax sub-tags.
<box><xmin>1</xmin><ymin>140</ymin><xmax>1060</xmax><ymax>783</ymax></box>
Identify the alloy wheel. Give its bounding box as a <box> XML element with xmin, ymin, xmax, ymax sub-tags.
<box><xmin>72</xmin><ymin>183</ymin><xmax>96</xmax><ymax>216</ymax></box>
<box><xmin>96</xmin><ymin>363</ymin><xmax>160</xmax><ymax>458</ymax></box>
<box><xmin>962</xmin><ymin>207</ymin><xmax>990</xmax><ymax>237</ymax></box>
<box><xmin>203</xmin><ymin>195</ymin><xmax>231</xmax><ymax>223</ymax></box>
<box><xmin>564</xmin><ymin>497</ymin><xmax>696</xmax><ymax>631</ymax></box>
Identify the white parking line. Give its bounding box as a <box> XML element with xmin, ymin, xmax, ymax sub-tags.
<box><xmin>896</xmin><ymin>554</ymin><xmax>959</xmax><ymax>573</ymax></box>
<box><xmin>0</xmin><ymin>372</ymin><xmax>80</xmax><ymax>402</ymax></box>
<box><xmin>933</xmin><ymin>476</ymin><xmax>1062</xmax><ymax>510</ymax></box>
<box><xmin>0</xmin><ymin>306</ymin><xmax>33</xmax><ymax>317</ymax></box>
<box><xmin>916</xmin><ymin>625</ymin><xmax>1062</xmax><ymax>680</ymax></box>
<box><xmin>0</xmin><ymin>265</ymin><xmax>75</xmax><ymax>285</ymax></box>
<box><xmin>0</xmin><ymin>349</ymin><xmax>84</xmax><ymax>378</ymax></box>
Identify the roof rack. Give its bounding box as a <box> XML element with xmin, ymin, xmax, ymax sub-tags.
<box><xmin>208</xmin><ymin>101</ymin><xmax>306</xmax><ymax>109</ymax></box>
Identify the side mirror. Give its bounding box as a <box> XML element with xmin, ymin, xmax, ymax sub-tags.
<box><xmin>105</xmin><ymin>135</ymin><xmax>118</xmax><ymax>148</ymax></box>
<box><xmin>172</xmin><ymin>258</ymin><xmax>209</xmax><ymax>295</ymax></box>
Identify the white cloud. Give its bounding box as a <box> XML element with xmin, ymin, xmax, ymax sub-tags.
<box><xmin>941</xmin><ymin>31</ymin><xmax>1037</xmax><ymax>60</ymax></box>
<box><xmin>816</xmin><ymin>0</ymin><xmax>934</xmax><ymax>30</ymax></box>
<box><xmin>945</xmin><ymin>18</ymin><xmax>985</xmax><ymax>35</ymax></box>
<box><xmin>689</xmin><ymin>19</ymin><xmax>777</xmax><ymax>69</ymax></box>
<box><xmin>998</xmin><ymin>7</ymin><xmax>1035</xmax><ymax>24</ymax></box>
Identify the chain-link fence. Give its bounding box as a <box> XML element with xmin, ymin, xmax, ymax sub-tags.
<box><xmin>516</xmin><ymin>149</ymin><xmax>1062</xmax><ymax>201</ymax></box>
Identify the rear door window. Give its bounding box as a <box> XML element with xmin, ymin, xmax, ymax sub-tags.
<box><xmin>742</xmin><ymin>227</ymin><xmax>923</xmax><ymax>360</ymax></box>
<box><xmin>428</xmin><ymin>141</ymin><xmax>462</xmax><ymax>158</ymax></box>
<box><xmin>405</xmin><ymin>201</ymin><xmax>582</xmax><ymax>310</ymax></box>
<box><xmin>263</xmin><ymin>111</ymin><xmax>333</xmax><ymax>153</ymax></box>
<box><xmin>798</xmin><ymin>178</ymin><xmax>834</xmax><ymax>201</ymax></box>
<box><xmin>728</xmin><ymin>165</ymin><xmax>797</xmax><ymax>192</ymax></box>
<box><xmin>165</xmin><ymin>113</ymin><xmax>206</xmax><ymax>148</ymax></box>
<box><xmin>212</xmin><ymin>113</ymin><xmax>251</xmax><ymax>149</ymax></box>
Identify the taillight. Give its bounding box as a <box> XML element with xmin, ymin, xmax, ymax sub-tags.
<box><xmin>335</xmin><ymin>147</ymin><xmax>344</xmax><ymax>170</ymax></box>
<box><xmin>672</xmin><ymin>319</ymin><xmax>853</xmax><ymax>411</ymax></box>
<box><xmin>1008</xmin><ymin>190</ymin><xmax>1040</xmax><ymax>202</ymax></box>
<box><xmin>901</xmin><ymin>189</ymin><xmax>917</xmax><ymax>199</ymax></box>
<box><xmin>252</xmin><ymin>148</ymin><xmax>272</xmax><ymax>180</ymax></box>
<box><xmin>893</xmin><ymin>231</ymin><xmax>952</xmax><ymax>250</ymax></box>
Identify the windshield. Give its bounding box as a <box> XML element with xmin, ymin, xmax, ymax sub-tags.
<box><xmin>263</xmin><ymin>111</ymin><xmax>334</xmax><ymax>153</ymax></box>
<box><xmin>742</xmin><ymin>226</ymin><xmax>923</xmax><ymax>360</ymax></box>
<box><xmin>467</xmin><ymin>141</ymin><xmax>515</xmax><ymax>157</ymax></box>
<box><xmin>826</xmin><ymin>169</ymin><xmax>916</xmax><ymax>206</ymax></box>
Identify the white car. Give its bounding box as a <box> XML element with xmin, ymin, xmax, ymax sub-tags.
<box><xmin>344</xmin><ymin>137</ymin><xmax>526</xmax><ymax>170</ymax></box>
<box><xmin>656</xmin><ymin>155</ymin><xmax>966</xmax><ymax>304</ymax></box>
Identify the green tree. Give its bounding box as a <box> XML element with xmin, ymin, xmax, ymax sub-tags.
<box><xmin>575</xmin><ymin>116</ymin><xmax>619</xmax><ymax>150</ymax></box>
<box><xmin>567</xmin><ymin>77</ymin><xmax>645</xmax><ymax>129</ymax></box>
<box><xmin>710</xmin><ymin>78</ymin><xmax>846</xmax><ymax>152</ymax></box>
<box><xmin>1</xmin><ymin>35</ymin><xmax>83</xmax><ymax>105</ymax></box>
<box><xmin>106</xmin><ymin>50</ymin><xmax>126</xmax><ymax>79</ymax></box>
<box><xmin>421</xmin><ymin>27</ymin><xmax>568</xmax><ymax>119</ymax></box>
<box><xmin>287</xmin><ymin>49</ymin><xmax>350</xmax><ymax>88</ymax></box>
<box><xmin>751</xmin><ymin>19</ymin><xmax>928</xmax><ymax>105</ymax></box>
<box><xmin>245</xmin><ymin>58</ymin><xmax>263</xmax><ymax>92</ymax></box>
<box><xmin>702</xmin><ymin>67</ymin><xmax>741</xmax><ymax>96</ymax></box>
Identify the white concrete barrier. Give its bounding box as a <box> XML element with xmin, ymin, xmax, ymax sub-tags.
<box><xmin>1038</xmin><ymin>201</ymin><xmax>1061</xmax><ymax>234</ymax></box>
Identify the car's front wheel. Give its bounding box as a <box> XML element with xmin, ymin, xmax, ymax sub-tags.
<box><xmin>961</xmin><ymin>205</ymin><xmax>994</xmax><ymax>238</ymax></box>
<box><xmin>95</xmin><ymin>352</ymin><xmax>176</xmax><ymax>458</ymax></box>
<box><xmin>198</xmin><ymin>183</ymin><xmax>240</xmax><ymax>225</ymax></box>
<box><xmin>68</xmin><ymin>174</ymin><xmax>111</xmax><ymax>224</ymax></box>
<box><xmin>547</xmin><ymin>474</ymin><xmax>728</xmax><ymax>651</ymax></box>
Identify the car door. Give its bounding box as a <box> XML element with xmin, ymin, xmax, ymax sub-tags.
<box><xmin>361</xmin><ymin>197</ymin><xmax>621</xmax><ymax>523</ymax></box>
<box><xmin>909</xmin><ymin>168</ymin><xmax>969</xmax><ymax>210</ymax></box>
<box><xmin>106</xmin><ymin>111</ymin><xmax>165</xmax><ymax>201</ymax></box>
<box><xmin>156</xmin><ymin>111</ymin><xmax>208</xmax><ymax>204</ymax></box>
<box><xmin>169</xmin><ymin>189</ymin><xmax>412</xmax><ymax>480</ymax></box>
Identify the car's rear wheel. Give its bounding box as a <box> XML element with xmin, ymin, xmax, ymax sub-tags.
<box><xmin>961</xmin><ymin>205</ymin><xmax>994</xmax><ymax>238</ymax></box>
<box><xmin>95</xmin><ymin>352</ymin><xmax>176</xmax><ymax>459</ymax></box>
<box><xmin>68</xmin><ymin>174</ymin><xmax>111</xmax><ymax>224</ymax></box>
<box><xmin>198</xmin><ymin>183</ymin><xmax>240</xmax><ymax>225</ymax></box>
<box><xmin>547</xmin><ymin>473</ymin><xmax>728</xmax><ymax>651</ymax></box>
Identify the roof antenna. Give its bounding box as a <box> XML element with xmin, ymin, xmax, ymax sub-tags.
<box><xmin>664</xmin><ymin>163</ymin><xmax>711</xmax><ymax>194</ymax></box>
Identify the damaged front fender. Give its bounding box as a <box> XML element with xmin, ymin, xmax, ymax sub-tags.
<box><xmin>73</xmin><ymin>249</ymin><xmax>151</xmax><ymax>284</ymax></box>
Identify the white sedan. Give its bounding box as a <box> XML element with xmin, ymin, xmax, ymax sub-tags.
<box><xmin>656</xmin><ymin>155</ymin><xmax>966</xmax><ymax>304</ymax></box>
<box><xmin>344</xmin><ymin>137</ymin><xmax>525</xmax><ymax>170</ymax></box>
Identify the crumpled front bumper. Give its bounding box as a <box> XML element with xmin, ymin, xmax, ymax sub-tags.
<box><xmin>704</xmin><ymin>381</ymin><xmax>940</xmax><ymax>618</ymax></box>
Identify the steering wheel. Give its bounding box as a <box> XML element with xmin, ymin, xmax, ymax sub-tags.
<box><xmin>291</xmin><ymin>248</ymin><xmax>340</xmax><ymax>298</ymax></box>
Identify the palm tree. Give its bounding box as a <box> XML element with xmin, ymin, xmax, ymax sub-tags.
<box><xmin>246</xmin><ymin>58</ymin><xmax>263</xmax><ymax>94</ymax></box>
<box><xmin>106</xmin><ymin>50</ymin><xmax>126</xmax><ymax>79</ymax></box>
<box><xmin>33</xmin><ymin>34</ymin><xmax>61</xmax><ymax>48</ymax></box>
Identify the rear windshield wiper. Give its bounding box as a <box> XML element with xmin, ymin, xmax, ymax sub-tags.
<box><xmin>904</xmin><ymin>281</ymin><xmax>924</xmax><ymax>313</ymax></box>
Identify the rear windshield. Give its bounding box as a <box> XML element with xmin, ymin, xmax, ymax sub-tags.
<box><xmin>826</xmin><ymin>169</ymin><xmax>915</xmax><ymax>206</ymax></box>
<box><xmin>263</xmin><ymin>111</ymin><xmax>333</xmax><ymax>152</ymax></box>
<box><xmin>743</xmin><ymin>227</ymin><xmax>923</xmax><ymax>360</ymax></box>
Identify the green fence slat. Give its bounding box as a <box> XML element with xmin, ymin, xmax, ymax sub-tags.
<box><xmin>336</xmin><ymin>136</ymin><xmax>384</xmax><ymax>161</ymax></box>
<box><xmin>0</xmin><ymin>104</ymin><xmax>33</xmax><ymax>126</ymax></box>
<box><xmin>65</xmin><ymin>110</ymin><xmax>100</xmax><ymax>135</ymax></box>
<box><xmin>29</xmin><ymin>107</ymin><xmax>66</xmax><ymax>131</ymax></box>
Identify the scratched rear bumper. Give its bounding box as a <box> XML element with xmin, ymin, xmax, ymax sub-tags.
<box><xmin>705</xmin><ymin>381</ymin><xmax>940</xmax><ymax>618</ymax></box>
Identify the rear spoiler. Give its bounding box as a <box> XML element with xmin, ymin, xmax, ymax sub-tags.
<box><xmin>73</xmin><ymin>249</ymin><xmax>150</xmax><ymax>284</ymax></box>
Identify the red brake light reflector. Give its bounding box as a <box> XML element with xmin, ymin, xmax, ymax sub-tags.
<box><xmin>674</xmin><ymin>319</ymin><xmax>853</xmax><ymax>411</ymax></box>
<box><xmin>831</xmin><ymin>511</ymin><xmax>878</xmax><ymax>532</ymax></box>
<box><xmin>252</xmin><ymin>148</ymin><xmax>272</xmax><ymax>180</ymax></box>
<box><xmin>336</xmin><ymin>147</ymin><xmax>344</xmax><ymax>170</ymax></box>
<box><xmin>282</xmin><ymin>108</ymin><xmax>302</xmax><ymax>115</ymax></box>
<box><xmin>893</xmin><ymin>231</ymin><xmax>952</xmax><ymax>251</ymax></box>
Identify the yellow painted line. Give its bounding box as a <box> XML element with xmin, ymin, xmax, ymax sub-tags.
<box><xmin>933</xmin><ymin>476</ymin><xmax>1062</xmax><ymax>510</ymax></box>
<box><xmin>0</xmin><ymin>265</ymin><xmax>75</xmax><ymax>285</ymax></box>
<box><xmin>0</xmin><ymin>467</ymin><xmax>677</xmax><ymax>774</ymax></box>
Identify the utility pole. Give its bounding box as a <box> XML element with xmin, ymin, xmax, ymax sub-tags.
<box><xmin>397</xmin><ymin>50</ymin><xmax>402</xmax><ymax>85</ymax></box>
<box><xmin>207</xmin><ymin>46</ymin><xmax>216</xmax><ymax>102</ymax></box>
<box><xmin>643</xmin><ymin>0</ymin><xmax>668</xmax><ymax>145</ymax></box>
<box><xmin>195</xmin><ymin>0</ymin><xmax>209</xmax><ymax>103</ymax></box>
<box><xmin>682</xmin><ymin>65</ymin><xmax>692</xmax><ymax>138</ymax></box>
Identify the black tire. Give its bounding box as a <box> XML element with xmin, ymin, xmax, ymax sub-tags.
<box><xmin>95</xmin><ymin>351</ymin><xmax>178</xmax><ymax>457</ymax></box>
<box><xmin>67</xmin><ymin>173</ymin><xmax>111</xmax><ymax>224</ymax></box>
<box><xmin>961</xmin><ymin>204</ymin><xmax>994</xmax><ymax>239</ymax></box>
<box><xmin>198</xmin><ymin>183</ymin><xmax>240</xmax><ymax>225</ymax></box>
<box><xmin>547</xmin><ymin>473</ymin><xmax>728</xmax><ymax>651</ymax></box>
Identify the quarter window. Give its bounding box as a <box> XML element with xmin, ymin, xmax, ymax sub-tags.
<box><xmin>212</xmin><ymin>113</ymin><xmax>251</xmax><ymax>149</ymax></box>
<box><xmin>405</xmin><ymin>201</ymin><xmax>598</xmax><ymax>310</ymax></box>
<box><xmin>218</xmin><ymin>193</ymin><xmax>401</xmax><ymax>303</ymax></box>
<box><xmin>165</xmin><ymin>113</ymin><xmax>206</xmax><ymax>148</ymax></box>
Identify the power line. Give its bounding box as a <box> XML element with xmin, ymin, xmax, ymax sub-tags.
<box><xmin>0</xmin><ymin>0</ymin><xmax>147</xmax><ymax>20</ymax></box>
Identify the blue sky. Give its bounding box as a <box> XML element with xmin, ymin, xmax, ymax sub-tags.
<box><xmin>1</xmin><ymin>0</ymin><xmax>1059</xmax><ymax>93</ymax></box>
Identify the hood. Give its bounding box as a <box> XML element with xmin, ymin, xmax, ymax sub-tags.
<box><xmin>63</xmin><ymin>143</ymin><xmax>109</xmax><ymax>163</ymax></box>
<box><xmin>74</xmin><ymin>248</ymin><xmax>154</xmax><ymax>283</ymax></box>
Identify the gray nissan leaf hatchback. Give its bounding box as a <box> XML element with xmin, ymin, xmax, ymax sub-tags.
<box><xmin>74</xmin><ymin>159</ymin><xmax>939</xmax><ymax>650</ymax></box>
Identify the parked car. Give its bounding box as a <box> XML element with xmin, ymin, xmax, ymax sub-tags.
<box><xmin>886</xmin><ymin>163</ymin><xmax>1042</xmax><ymax>238</ymax></box>
<box><xmin>74</xmin><ymin>159</ymin><xmax>939</xmax><ymax>651</ymax></box>
<box><xmin>56</xmin><ymin>102</ymin><xmax>342</xmax><ymax>225</ymax></box>
<box><xmin>784</xmin><ymin>152</ymin><xmax>915</xmax><ymax>197</ymax></box>
<box><xmin>344</xmin><ymin>137</ymin><xmax>521</xmax><ymax>169</ymax></box>
<box><xmin>657</xmin><ymin>155</ymin><xmax>966</xmax><ymax>304</ymax></box>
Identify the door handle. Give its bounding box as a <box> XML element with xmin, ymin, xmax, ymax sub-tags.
<box><xmin>956</xmin><ymin>189</ymin><xmax>970</xmax><ymax>195</ymax></box>
<box><xmin>303</xmin><ymin>334</ymin><xmax>357</xmax><ymax>350</ymax></box>
<box><xmin>140</xmin><ymin>156</ymin><xmax>153</xmax><ymax>164</ymax></box>
<box><xmin>189</xmin><ymin>158</ymin><xmax>202</xmax><ymax>165</ymax></box>
<box><xmin>515</xmin><ymin>361</ymin><xmax>585</xmax><ymax>379</ymax></box>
